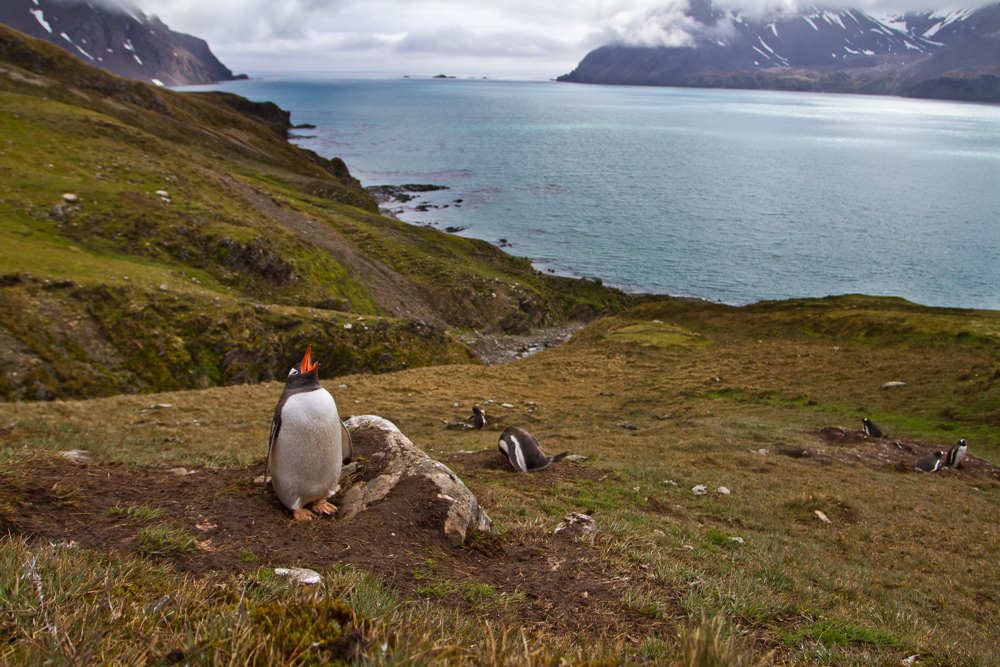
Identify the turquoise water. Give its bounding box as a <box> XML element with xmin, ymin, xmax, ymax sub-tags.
<box><xmin>186</xmin><ymin>77</ymin><xmax>1000</xmax><ymax>309</ymax></box>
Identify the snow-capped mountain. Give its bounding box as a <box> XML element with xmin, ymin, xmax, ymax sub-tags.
<box><xmin>0</xmin><ymin>0</ymin><xmax>242</xmax><ymax>86</ymax></box>
<box><xmin>559</xmin><ymin>1</ymin><xmax>1000</xmax><ymax>101</ymax></box>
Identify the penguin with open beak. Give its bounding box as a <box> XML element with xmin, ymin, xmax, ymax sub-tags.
<box><xmin>266</xmin><ymin>347</ymin><xmax>349</xmax><ymax>521</ymax></box>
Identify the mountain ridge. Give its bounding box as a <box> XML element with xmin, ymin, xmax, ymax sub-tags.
<box><xmin>0</xmin><ymin>0</ymin><xmax>242</xmax><ymax>86</ymax></box>
<box><xmin>559</xmin><ymin>1</ymin><xmax>1000</xmax><ymax>102</ymax></box>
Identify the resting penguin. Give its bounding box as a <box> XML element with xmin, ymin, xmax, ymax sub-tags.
<box><xmin>471</xmin><ymin>406</ymin><xmax>488</xmax><ymax>431</ymax></box>
<box><xmin>266</xmin><ymin>347</ymin><xmax>344</xmax><ymax>521</ymax></box>
<box><xmin>915</xmin><ymin>450</ymin><xmax>945</xmax><ymax>473</ymax></box>
<box><xmin>944</xmin><ymin>439</ymin><xmax>968</xmax><ymax>469</ymax></box>
<box><xmin>498</xmin><ymin>426</ymin><xmax>568</xmax><ymax>472</ymax></box>
<box><xmin>862</xmin><ymin>418</ymin><xmax>884</xmax><ymax>439</ymax></box>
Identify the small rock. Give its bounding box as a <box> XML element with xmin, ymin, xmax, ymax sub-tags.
<box><xmin>59</xmin><ymin>450</ymin><xmax>91</xmax><ymax>464</ymax></box>
<box><xmin>274</xmin><ymin>568</ymin><xmax>322</xmax><ymax>585</ymax></box>
<box><xmin>253</xmin><ymin>474</ymin><xmax>271</xmax><ymax>485</ymax></box>
<box><xmin>814</xmin><ymin>510</ymin><xmax>832</xmax><ymax>524</ymax></box>
<box><xmin>692</xmin><ymin>485</ymin><xmax>708</xmax><ymax>496</ymax></box>
<box><xmin>554</xmin><ymin>512</ymin><xmax>599</xmax><ymax>544</ymax></box>
<box><xmin>881</xmin><ymin>381</ymin><xmax>907</xmax><ymax>389</ymax></box>
<box><xmin>717</xmin><ymin>486</ymin><xmax>731</xmax><ymax>495</ymax></box>
<box><xmin>453</xmin><ymin>402</ymin><xmax>463</xmax><ymax>408</ymax></box>
<box><xmin>149</xmin><ymin>404</ymin><xmax>173</xmax><ymax>410</ymax></box>
<box><xmin>49</xmin><ymin>204</ymin><xmax>67</xmax><ymax>222</ymax></box>
<box><xmin>341</xmin><ymin>462</ymin><xmax>359</xmax><ymax>478</ymax></box>
<box><xmin>158</xmin><ymin>284</ymin><xmax>168</xmax><ymax>291</ymax></box>
<box><xmin>166</xmin><ymin>467</ymin><xmax>193</xmax><ymax>476</ymax></box>
<box><xmin>730</xmin><ymin>537</ymin><xmax>744</xmax><ymax>544</ymax></box>
<box><xmin>155</xmin><ymin>190</ymin><xmax>170</xmax><ymax>198</ymax></box>
<box><xmin>61</xmin><ymin>193</ymin><xmax>79</xmax><ymax>204</ymax></box>
<box><xmin>501</xmin><ymin>403</ymin><xmax>514</xmax><ymax>408</ymax></box>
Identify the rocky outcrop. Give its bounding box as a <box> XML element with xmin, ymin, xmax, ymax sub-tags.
<box><xmin>340</xmin><ymin>416</ymin><xmax>498</xmax><ymax>547</ymax></box>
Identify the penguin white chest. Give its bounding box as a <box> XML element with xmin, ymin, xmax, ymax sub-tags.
<box><xmin>272</xmin><ymin>389</ymin><xmax>343</xmax><ymax>511</ymax></box>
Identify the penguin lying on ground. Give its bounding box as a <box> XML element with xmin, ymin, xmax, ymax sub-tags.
<box><xmin>915</xmin><ymin>450</ymin><xmax>944</xmax><ymax>473</ymax></box>
<box><xmin>266</xmin><ymin>347</ymin><xmax>345</xmax><ymax>521</ymax></box>
<box><xmin>471</xmin><ymin>406</ymin><xmax>488</xmax><ymax>430</ymax></box>
<box><xmin>862</xmin><ymin>418</ymin><xmax>884</xmax><ymax>439</ymax></box>
<box><xmin>498</xmin><ymin>426</ymin><xmax>568</xmax><ymax>472</ymax></box>
<box><xmin>944</xmin><ymin>439</ymin><xmax>968</xmax><ymax>468</ymax></box>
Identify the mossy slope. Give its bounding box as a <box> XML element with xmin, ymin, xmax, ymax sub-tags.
<box><xmin>0</xmin><ymin>24</ymin><xmax>633</xmax><ymax>401</ymax></box>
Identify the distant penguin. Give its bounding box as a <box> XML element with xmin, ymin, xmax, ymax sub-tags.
<box><xmin>915</xmin><ymin>451</ymin><xmax>945</xmax><ymax>473</ymax></box>
<box><xmin>471</xmin><ymin>406</ymin><xmax>488</xmax><ymax>431</ymax></box>
<box><xmin>944</xmin><ymin>439</ymin><xmax>968</xmax><ymax>468</ymax></box>
<box><xmin>862</xmin><ymin>418</ymin><xmax>884</xmax><ymax>439</ymax></box>
<box><xmin>266</xmin><ymin>347</ymin><xmax>344</xmax><ymax>521</ymax></box>
<box><xmin>498</xmin><ymin>426</ymin><xmax>568</xmax><ymax>472</ymax></box>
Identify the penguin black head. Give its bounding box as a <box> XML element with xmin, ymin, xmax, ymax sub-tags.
<box><xmin>285</xmin><ymin>346</ymin><xmax>321</xmax><ymax>389</ymax></box>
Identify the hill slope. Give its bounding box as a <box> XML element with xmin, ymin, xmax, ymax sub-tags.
<box><xmin>0</xmin><ymin>24</ymin><xmax>634</xmax><ymax>402</ymax></box>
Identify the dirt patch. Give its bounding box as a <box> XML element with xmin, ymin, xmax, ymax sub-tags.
<box><xmin>454</xmin><ymin>324</ymin><xmax>585</xmax><ymax>366</ymax></box>
<box><xmin>0</xmin><ymin>452</ymin><xmax>666</xmax><ymax>638</ymax></box>
<box><xmin>808</xmin><ymin>427</ymin><xmax>1000</xmax><ymax>481</ymax></box>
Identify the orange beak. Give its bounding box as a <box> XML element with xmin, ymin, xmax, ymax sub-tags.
<box><xmin>301</xmin><ymin>346</ymin><xmax>320</xmax><ymax>373</ymax></box>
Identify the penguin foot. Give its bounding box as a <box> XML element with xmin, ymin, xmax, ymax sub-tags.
<box><xmin>312</xmin><ymin>499</ymin><xmax>338</xmax><ymax>515</ymax></box>
<box><xmin>292</xmin><ymin>508</ymin><xmax>315</xmax><ymax>522</ymax></box>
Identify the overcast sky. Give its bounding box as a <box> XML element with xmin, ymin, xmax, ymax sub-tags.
<box><xmin>134</xmin><ymin>0</ymin><xmax>977</xmax><ymax>79</ymax></box>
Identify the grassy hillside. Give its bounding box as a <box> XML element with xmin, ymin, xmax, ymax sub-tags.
<box><xmin>0</xmin><ymin>23</ymin><xmax>633</xmax><ymax>401</ymax></box>
<box><xmin>1</xmin><ymin>295</ymin><xmax>998</xmax><ymax>665</ymax></box>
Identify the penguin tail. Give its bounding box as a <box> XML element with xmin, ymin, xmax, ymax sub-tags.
<box><xmin>551</xmin><ymin>451</ymin><xmax>570</xmax><ymax>463</ymax></box>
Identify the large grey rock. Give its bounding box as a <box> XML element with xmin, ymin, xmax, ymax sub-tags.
<box><xmin>342</xmin><ymin>415</ymin><xmax>497</xmax><ymax>546</ymax></box>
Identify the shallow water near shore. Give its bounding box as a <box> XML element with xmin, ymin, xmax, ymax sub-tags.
<box><xmin>182</xmin><ymin>77</ymin><xmax>1000</xmax><ymax>310</ymax></box>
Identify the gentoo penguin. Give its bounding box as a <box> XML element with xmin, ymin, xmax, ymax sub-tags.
<box><xmin>471</xmin><ymin>406</ymin><xmax>488</xmax><ymax>431</ymax></box>
<box><xmin>862</xmin><ymin>418</ymin><xmax>884</xmax><ymax>439</ymax></box>
<box><xmin>944</xmin><ymin>439</ymin><xmax>968</xmax><ymax>468</ymax></box>
<box><xmin>498</xmin><ymin>426</ymin><xmax>568</xmax><ymax>472</ymax></box>
<box><xmin>915</xmin><ymin>451</ymin><xmax>944</xmax><ymax>473</ymax></box>
<box><xmin>266</xmin><ymin>347</ymin><xmax>344</xmax><ymax>521</ymax></box>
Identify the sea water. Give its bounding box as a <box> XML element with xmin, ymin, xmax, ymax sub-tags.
<box><xmin>181</xmin><ymin>77</ymin><xmax>1000</xmax><ymax>310</ymax></box>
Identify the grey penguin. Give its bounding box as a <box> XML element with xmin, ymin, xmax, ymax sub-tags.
<box><xmin>498</xmin><ymin>426</ymin><xmax>568</xmax><ymax>472</ymax></box>
<box><xmin>915</xmin><ymin>450</ymin><xmax>944</xmax><ymax>473</ymax></box>
<box><xmin>471</xmin><ymin>406</ymin><xmax>488</xmax><ymax>431</ymax></box>
<box><xmin>944</xmin><ymin>439</ymin><xmax>968</xmax><ymax>468</ymax></box>
<box><xmin>862</xmin><ymin>418</ymin><xmax>884</xmax><ymax>439</ymax></box>
<box><xmin>266</xmin><ymin>346</ymin><xmax>344</xmax><ymax>521</ymax></box>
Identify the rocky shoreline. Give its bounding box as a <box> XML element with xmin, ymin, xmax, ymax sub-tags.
<box><xmin>454</xmin><ymin>323</ymin><xmax>585</xmax><ymax>366</ymax></box>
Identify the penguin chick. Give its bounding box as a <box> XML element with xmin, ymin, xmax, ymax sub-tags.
<box><xmin>471</xmin><ymin>406</ymin><xmax>488</xmax><ymax>431</ymax></box>
<box><xmin>915</xmin><ymin>450</ymin><xmax>944</xmax><ymax>473</ymax></box>
<box><xmin>266</xmin><ymin>347</ymin><xmax>344</xmax><ymax>521</ymax></box>
<box><xmin>944</xmin><ymin>439</ymin><xmax>967</xmax><ymax>469</ymax></box>
<box><xmin>862</xmin><ymin>418</ymin><xmax>884</xmax><ymax>439</ymax></box>
<box><xmin>498</xmin><ymin>426</ymin><xmax>568</xmax><ymax>472</ymax></box>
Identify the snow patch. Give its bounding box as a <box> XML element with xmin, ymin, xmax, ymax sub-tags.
<box><xmin>29</xmin><ymin>9</ymin><xmax>52</xmax><ymax>33</ymax></box>
<box><xmin>804</xmin><ymin>16</ymin><xmax>819</xmax><ymax>31</ymax></box>
<box><xmin>752</xmin><ymin>45</ymin><xmax>772</xmax><ymax>59</ymax></box>
<box><xmin>152</xmin><ymin>79</ymin><xmax>165</xmax><ymax>87</ymax></box>
<box><xmin>823</xmin><ymin>11</ymin><xmax>847</xmax><ymax>30</ymax></box>
<box><xmin>768</xmin><ymin>23</ymin><xmax>778</xmax><ymax>37</ymax></box>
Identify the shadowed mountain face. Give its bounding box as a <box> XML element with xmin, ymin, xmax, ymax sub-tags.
<box><xmin>559</xmin><ymin>0</ymin><xmax>1000</xmax><ymax>102</ymax></box>
<box><xmin>0</xmin><ymin>0</ymin><xmax>242</xmax><ymax>85</ymax></box>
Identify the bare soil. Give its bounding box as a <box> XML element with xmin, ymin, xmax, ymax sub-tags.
<box><xmin>0</xmin><ymin>441</ymin><xmax>666</xmax><ymax>639</ymax></box>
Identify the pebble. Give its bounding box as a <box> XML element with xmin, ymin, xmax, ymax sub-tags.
<box><xmin>717</xmin><ymin>486</ymin><xmax>731</xmax><ymax>495</ymax></box>
<box><xmin>501</xmin><ymin>403</ymin><xmax>514</xmax><ymax>408</ymax></box>
<box><xmin>881</xmin><ymin>381</ymin><xmax>907</xmax><ymax>389</ymax></box>
<box><xmin>274</xmin><ymin>568</ymin><xmax>322</xmax><ymax>585</ymax></box>
<box><xmin>814</xmin><ymin>510</ymin><xmax>832</xmax><ymax>524</ymax></box>
<box><xmin>59</xmin><ymin>450</ymin><xmax>91</xmax><ymax>464</ymax></box>
<box><xmin>730</xmin><ymin>537</ymin><xmax>744</xmax><ymax>544</ymax></box>
<box><xmin>692</xmin><ymin>484</ymin><xmax>708</xmax><ymax>496</ymax></box>
<box><xmin>61</xmin><ymin>193</ymin><xmax>78</xmax><ymax>204</ymax></box>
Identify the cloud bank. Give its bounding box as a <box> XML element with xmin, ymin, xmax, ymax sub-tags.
<box><xmin>135</xmin><ymin>0</ymin><xmax>988</xmax><ymax>77</ymax></box>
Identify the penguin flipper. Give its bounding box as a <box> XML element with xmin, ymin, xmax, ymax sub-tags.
<box><xmin>263</xmin><ymin>415</ymin><xmax>280</xmax><ymax>496</ymax></box>
<box><xmin>341</xmin><ymin>422</ymin><xmax>353</xmax><ymax>464</ymax></box>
